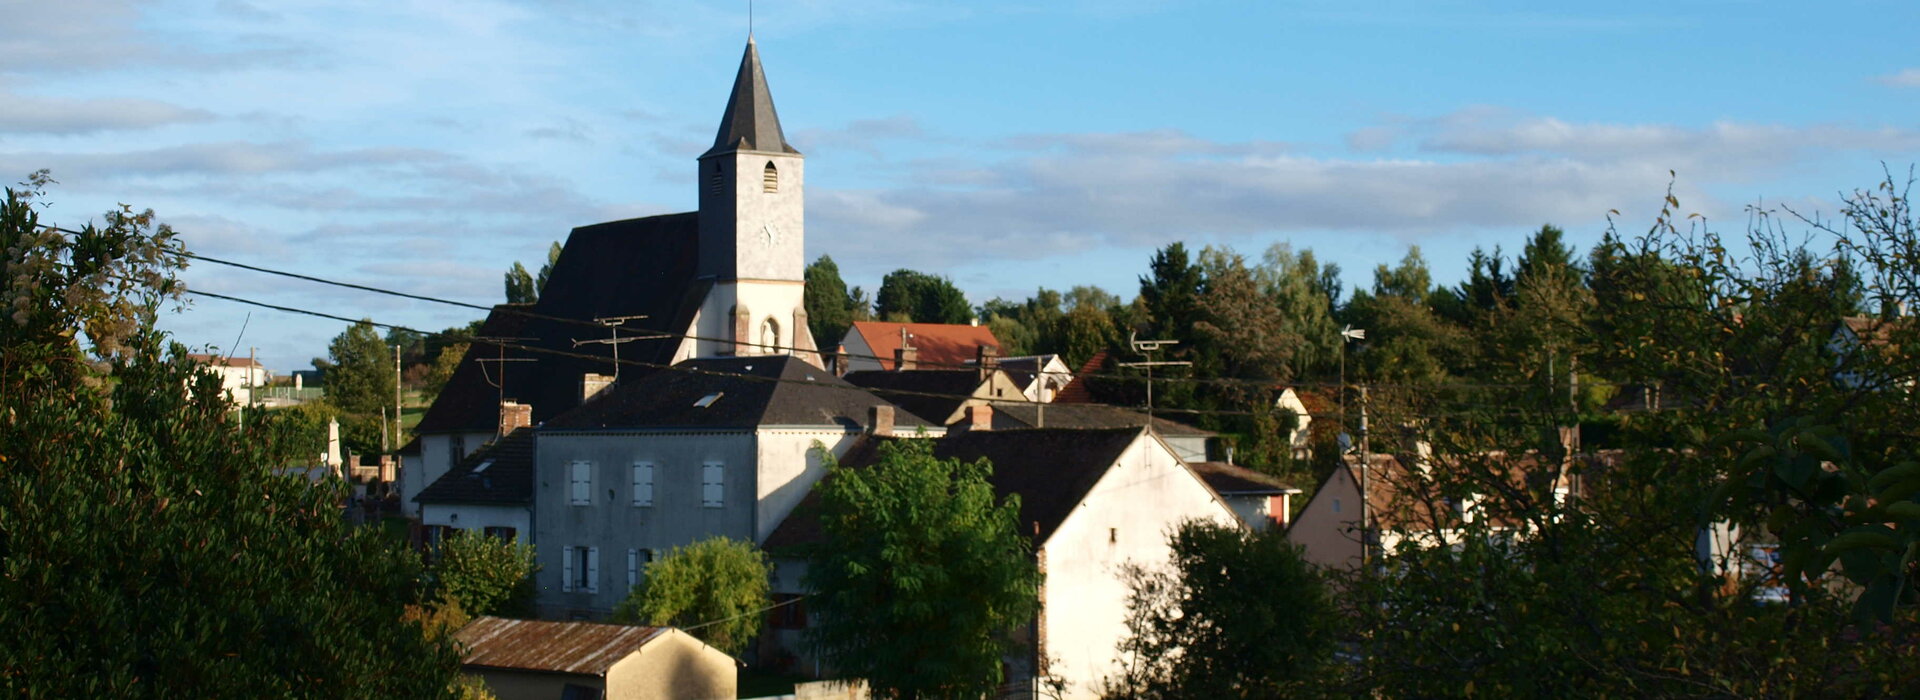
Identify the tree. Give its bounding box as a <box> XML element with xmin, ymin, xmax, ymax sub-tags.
<box><xmin>323</xmin><ymin>319</ymin><xmax>396</xmax><ymax>418</ymax></box>
<box><xmin>805</xmin><ymin>440</ymin><xmax>1040</xmax><ymax>699</ymax></box>
<box><xmin>804</xmin><ymin>255</ymin><xmax>858</xmax><ymax>347</ymax></box>
<box><xmin>535</xmin><ymin>241</ymin><xmax>561</xmax><ymax>294</ymax></box>
<box><xmin>422</xmin><ymin>342</ymin><xmax>467</xmax><ymax>400</ymax></box>
<box><xmin>1103</xmin><ymin>520</ymin><xmax>1336</xmax><ymax>699</ymax></box>
<box><xmin>503</xmin><ymin>262</ymin><xmax>535</xmax><ymax>304</ymax></box>
<box><xmin>428</xmin><ymin>531</ymin><xmax>538</xmax><ymax>618</ymax></box>
<box><xmin>611</xmin><ymin>536</ymin><xmax>770</xmax><ymax>657</ymax></box>
<box><xmin>1258</xmin><ymin>243</ymin><xmax>1342</xmax><ymax>378</ymax></box>
<box><xmin>873</xmin><ymin>269</ymin><xmax>971</xmax><ymax>324</ymax></box>
<box><xmin>1138</xmin><ymin>242</ymin><xmax>1203</xmax><ymax>344</ymax></box>
<box><xmin>0</xmin><ymin>176</ymin><xmax>463</xmax><ymax>696</ymax></box>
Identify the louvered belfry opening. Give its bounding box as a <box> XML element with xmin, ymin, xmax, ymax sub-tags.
<box><xmin>762</xmin><ymin>161</ymin><xmax>778</xmax><ymax>193</ymax></box>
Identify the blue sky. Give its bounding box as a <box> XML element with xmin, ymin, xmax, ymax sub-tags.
<box><xmin>5</xmin><ymin>1</ymin><xmax>1919</xmax><ymax>370</ymax></box>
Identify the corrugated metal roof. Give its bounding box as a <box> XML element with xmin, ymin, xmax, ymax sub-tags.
<box><xmin>455</xmin><ymin>617</ymin><xmax>665</xmax><ymax>676</ymax></box>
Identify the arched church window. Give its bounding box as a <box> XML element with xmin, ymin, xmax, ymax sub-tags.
<box><xmin>761</xmin><ymin>317</ymin><xmax>780</xmax><ymax>353</ymax></box>
<box><xmin>762</xmin><ymin>162</ymin><xmax>778</xmax><ymax>193</ymax></box>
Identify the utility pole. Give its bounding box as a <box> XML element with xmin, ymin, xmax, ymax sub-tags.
<box><xmin>572</xmin><ymin>315</ymin><xmax>667</xmax><ymax>382</ymax></box>
<box><xmin>1358</xmin><ymin>384</ymin><xmax>1372</xmax><ymax>566</ymax></box>
<box><xmin>1117</xmin><ymin>331</ymin><xmax>1190</xmax><ymax>423</ymax></box>
<box><xmin>393</xmin><ymin>344</ymin><xmax>403</xmax><ymax>454</ymax></box>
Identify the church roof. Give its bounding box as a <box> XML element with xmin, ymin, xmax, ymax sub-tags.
<box><xmin>415</xmin><ymin>213</ymin><xmax>702</xmax><ymax>434</ymax></box>
<box><xmin>704</xmin><ymin>38</ymin><xmax>798</xmax><ymax>157</ymax></box>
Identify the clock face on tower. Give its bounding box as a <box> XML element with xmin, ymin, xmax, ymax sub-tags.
<box><xmin>761</xmin><ymin>223</ymin><xmax>783</xmax><ymax>248</ymax></box>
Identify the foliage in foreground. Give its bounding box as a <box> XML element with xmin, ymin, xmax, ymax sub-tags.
<box><xmin>1102</xmin><ymin>520</ymin><xmax>1337</xmax><ymax>699</ymax></box>
<box><xmin>0</xmin><ymin>177</ymin><xmax>463</xmax><ymax>697</ymax></box>
<box><xmin>804</xmin><ymin>439</ymin><xmax>1040</xmax><ymax>699</ymax></box>
<box><xmin>611</xmin><ymin>535</ymin><xmax>771</xmax><ymax>657</ymax></box>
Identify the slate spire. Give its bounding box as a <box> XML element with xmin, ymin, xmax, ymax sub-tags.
<box><xmin>704</xmin><ymin>38</ymin><xmax>799</xmax><ymax>157</ymax></box>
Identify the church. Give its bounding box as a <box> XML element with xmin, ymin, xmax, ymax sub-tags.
<box><xmin>407</xmin><ymin>38</ymin><xmax>828</xmax><ymax>509</ymax></box>
<box><xmin>406</xmin><ymin>38</ymin><xmax>1242</xmax><ymax>700</ymax></box>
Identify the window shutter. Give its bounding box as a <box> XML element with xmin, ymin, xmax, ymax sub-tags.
<box><xmin>571</xmin><ymin>461</ymin><xmax>592</xmax><ymax>505</ymax></box>
<box><xmin>562</xmin><ymin>547</ymin><xmax>575</xmax><ymax>593</ymax></box>
<box><xmin>586</xmin><ymin>548</ymin><xmax>600</xmax><ymax>594</ymax></box>
<box><xmin>702</xmin><ymin>463</ymin><xmax>724</xmax><ymax>508</ymax></box>
<box><xmin>632</xmin><ymin>463</ymin><xmax>654</xmax><ymax>507</ymax></box>
<box><xmin>627</xmin><ymin>549</ymin><xmax>638</xmax><ymax>589</ymax></box>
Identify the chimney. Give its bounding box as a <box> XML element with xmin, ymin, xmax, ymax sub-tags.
<box><xmin>833</xmin><ymin>344</ymin><xmax>850</xmax><ymax>377</ymax></box>
<box><xmin>582</xmin><ymin>373</ymin><xmax>614</xmax><ymax>402</ymax></box>
<box><xmin>975</xmin><ymin>344</ymin><xmax>998</xmax><ymax>381</ymax></box>
<box><xmin>894</xmin><ymin>346</ymin><xmax>917</xmax><ymax>371</ymax></box>
<box><xmin>499</xmin><ymin>400</ymin><xmax>532</xmax><ymax>435</ymax></box>
<box><xmin>868</xmin><ymin>405</ymin><xmax>895</xmax><ymax>437</ymax></box>
<box><xmin>966</xmin><ymin>404</ymin><xmax>993</xmax><ymax>431</ymax></box>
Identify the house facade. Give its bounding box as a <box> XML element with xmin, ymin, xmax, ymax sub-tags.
<box><xmin>531</xmin><ymin>356</ymin><xmax>931</xmax><ymax>618</ymax></box>
<box><xmin>764</xmin><ymin>426</ymin><xmax>1239</xmax><ymax>698</ymax></box>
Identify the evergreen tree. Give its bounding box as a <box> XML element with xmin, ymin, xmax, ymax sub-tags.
<box><xmin>322</xmin><ymin>319</ymin><xmax>396</xmax><ymax>420</ymax></box>
<box><xmin>803</xmin><ymin>255</ymin><xmax>857</xmax><ymax>348</ymax></box>
<box><xmin>873</xmin><ymin>269</ymin><xmax>971</xmax><ymax>324</ymax></box>
<box><xmin>503</xmin><ymin>262</ymin><xmax>535</xmax><ymax>304</ymax></box>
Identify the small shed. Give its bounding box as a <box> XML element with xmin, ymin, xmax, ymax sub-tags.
<box><xmin>456</xmin><ymin>617</ymin><xmax>736</xmax><ymax>700</ymax></box>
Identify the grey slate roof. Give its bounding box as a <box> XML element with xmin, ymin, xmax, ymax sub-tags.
<box><xmin>841</xmin><ymin>369</ymin><xmax>987</xmax><ymax>425</ymax></box>
<box><xmin>414</xmin><ymin>429</ymin><xmax>535</xmax><ymax>505</ymax></box>
<box><xmin>1187</xmin><ymin>461</ymin><xmax>1298</xmax><ymax>495</ymax></box>
<box><xmin>415</xmin><ymin>213</ymin><xmax>700</xmax><ymax>434</ymax></box>
<box><xmin>763</xmin><ymin>428</ymin><xmax>1149</xmax><ymax>551</ymax></box>
<box><xmin>704</xmin><ymin>38</ymin><xmax>798</xmax><ymax>157</ymax></box>
<box><xmin>986</xmin><ymin>402</ymin><xmax>1216</xmax><ymax>437</ymax></box>
<box><xmin>543</xmin><ymin>355</ymin><xmax>933</xmax><ymax>431</ymax></box>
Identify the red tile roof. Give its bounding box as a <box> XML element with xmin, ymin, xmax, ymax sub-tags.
<box><xmin>850</xmin><ymin>321</ymin><xmax>1000</xmax><ymax>371</ymax></box>
<box><xmin>1050</xmin><ymin>350</ymin><xmax>1109</xmax><ymax>404</ymax></box>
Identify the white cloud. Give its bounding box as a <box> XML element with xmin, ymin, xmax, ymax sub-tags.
<box><xmin>0</xmin><ymin>93</ymin><xmax>215</xmax><ymax>135</ymax></box>
<box><xmin>1877</xmin><ymin>68</ymin><xmax>1920</xmax><ymax>88</ymax></box>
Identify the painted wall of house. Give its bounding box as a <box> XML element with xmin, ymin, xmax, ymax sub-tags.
<box><xmin>405</xmin><ymin>431</ymin><xmax>494</xmax><ymax>519</ymax></box>
<box><xmin>1221</xmin><ymin>494</ymin><xmax>1278</xmax><ymax>532</ymax></box>
<box><xmin>754</xmin><ymin>428</ymin><xmax>862</xmax><ymax>543</ymax></box>
<box><xmin>1275</xmin><ymin>388</ymin><xmax>1312</xmax><ymax>457</ymax></box>
<box><xmin>467</xmin><ymin>669</ymin><xmax>602</xmax><ymax>700</ymax></box>
<box><xmin>534</xmin><ymin>431</ymin><xmax>758</xmax><ymax>617</ymax></box>
<box><xmin>1038</xmin><ymin>435</ymin><xmax>1238</xmax><ymax>699</ymax></box>
<box><xmin>838</xmin><ymin>327</ymin><xmax>882</xmax><ymax>373</ymax></box>
<box><xmin>1018</xmin><ymin>355</ymin><xmax>1073</xmax><ymax>403</ymax></box>
<box><xmin>421</xmin><ymin>503</ymin><xmax>531</xmax><ymax>544</ymax></box>
<box><xmin>1286</xmin><ymin>466</ymin><xmax>1364</xmax><ymax>570</ymax></box>
<box><xmin>605</xmin><ymin>630</ymin><xmax>738</xmax><ymax>700</ymax></box>
<box><xmin>1161</xmin><ymin>435</ymin><xmax>1208</xmax><ymax>463</ymax></box>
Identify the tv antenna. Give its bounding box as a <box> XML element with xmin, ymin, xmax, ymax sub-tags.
<box><xmin>1117</xmin><ymin>330</ymin><xmax>1191</xmax><ymax>422</ymax></box>
<box><xmin>476</xmin><ymin>336</ymin><xmax>538</xmax><ymax>415</ymax></box>
<box><xmin>572</xmin><ymin>315</ymin><xmax>668</xmax><ymax>382</ymax></box>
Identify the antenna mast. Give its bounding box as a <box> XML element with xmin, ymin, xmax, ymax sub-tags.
<box><xmin>572</xmin><ymin>315</ymin><xmax>668</xmax><ymax>382</ymax></box>
<box><xmin>1117</xmin><ymin>330</ymin><xmax>1191</xmax><ymax>423</ymax></box>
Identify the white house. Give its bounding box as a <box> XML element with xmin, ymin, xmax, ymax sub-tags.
<box><xmin>185</xmin><ymin>353</ymin><xmax>269</xmax><ymax>406</ymax></box>
<box><xmin>764</xmin><ymin>425</ymin><xmax>1240</xmax><ymax>698</ymax></box>
<box><xmin>414</xmin><ymin>427</ymin><xmax>535</xmax><ymax>545</ymax></box>
<box><xmin>835</xmin><ymin>320</ymin><xmax>1002</xmax><ymax>374</ymax></box>
<box><xmin>994</xmin><ymin>353</ymin><xmax>1074</xmax><ymax>403</ymax></box>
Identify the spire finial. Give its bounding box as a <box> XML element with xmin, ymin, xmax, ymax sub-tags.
<box><xmin>749</xmin><ymin>0</ymin><xmax>754</xmax><ymax>39</ymax></box>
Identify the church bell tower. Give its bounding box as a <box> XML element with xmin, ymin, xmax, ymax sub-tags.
<box><xmin>682</xmin><ymin>38</ymin><xmax>821</xmax><ymax>366</ymax></box>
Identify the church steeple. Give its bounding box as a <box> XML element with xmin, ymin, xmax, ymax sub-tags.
<box><xmin>704</xmin><ymin>38</ymin><xmax>799</xmax><ymax>157</ymax></box>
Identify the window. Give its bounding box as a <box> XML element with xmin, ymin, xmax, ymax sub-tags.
<box><xmin>569</xmin><ymin>461</ymin><xmax>593</xmax><ymax>505</ymax></box>
<box><xmin>1332</xmin><ymin>498</ymin><xmax>1342</xmax><ymax>514</ymax></box>
<box><xmin>626</xmin><ymin>548</ymin><xmax>654</xmax><ymax>589</ymax></box>
<box><xmin>448</xmin><ymin>434</ymin><xmax>465</xmax><ymax>470</ymax></box>
<box><xmin>631</xmin><ymin>462</ymin><xmax>655</xmax><ymax>507</ymax></box>
<box><xmin>767</xmin><ymin>593</ymin><xmax>808</xmax><ymax>630</ymax></box>
<box><xmin>562</xmin><ymin>546</ymin><xmax>598</xmax><ymax>594</ymax></box>
<box><xmin>762</xmin><ymin>161</ymin><xmax>778</xmax><ymax>193</ymax></box>
<box><xmin>483</xmin><ymin>526</ymin><xmax>516</xmax><ymax>541</ymax></box>
<box><xmin>560</xmin><ymin>684</ymin><xmax>602</xmax><ymax>700</ymax></box>
<box><xmin>702</xmin><ymin>463</ymin><xmax>724</xmax><ymax>508</ymax></box>
<box><xmin>708</xmin><ymin>161</ymin><xmax>724</xmax><ymax>196</ymax></box>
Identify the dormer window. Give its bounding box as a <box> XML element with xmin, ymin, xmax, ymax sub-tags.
<box><xmin>762</xmin><ymin>162</ymin><xmax>778</xmax><ymax>193</ymax></box>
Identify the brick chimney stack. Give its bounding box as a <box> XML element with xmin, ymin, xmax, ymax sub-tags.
<box><xmin>975</xmin><ymin>344</ymin><xmax>998</xmax><ymax>381</ymax></box>
<box><xmin>967</xmin><ymin>404</ymin><xmax>993</xmax><ymax>431</ymax></box>
<box><xmin>868</xmin><ymin>405</ymin><xmax>895</xmax><ymax>437</ymax></box>
<box><xmin>499</xmin><ymin>400</ymin><xmax>532</xmax><ymax>436</ymax></box>
<box><xmin>833</xmin><ymin>344</ymin><xmax>850</xmax><ymax>377</ymax></box>
<box><xmin>894</xmin><ymin>346</ymin><xmax>918</xmax><ymax>371</ymax></box>
<box><xmin>582</xmin><ymin>373</ymin><xmax>614</xmax><ymax>402</ymax></box>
